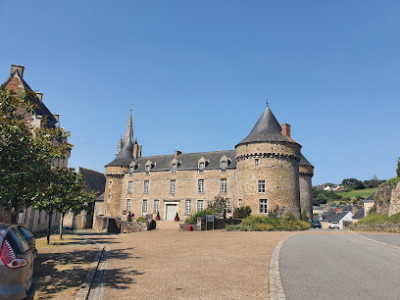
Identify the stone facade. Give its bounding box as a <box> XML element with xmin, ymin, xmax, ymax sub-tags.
<box><xmin>100</xmin><ymin>104</ymin><xmax>314</xmax><ymax>223</ymax></box>
<box><xmin>388</xmin><ymin>181</ymin><xmax>400</xmax><ymax>217</ymax></box>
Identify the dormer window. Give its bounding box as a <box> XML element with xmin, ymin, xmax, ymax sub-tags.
<box><xmin>145</xmin><ymin>160</ymin><xmax>152</xmax><ymax>175</ymax></box>
<box><xmin>221</xmin><ymin>161</ymin><xmax>227</xmax><ymax>172</ymax></box>
<box><xmin>199</xmin><ymin>162</ymin><xmax>205</xmax><ymax>173</ymax></box>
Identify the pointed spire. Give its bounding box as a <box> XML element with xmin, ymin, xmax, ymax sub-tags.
<box><xmin>123</xmin><ymin>109</ymin><xmax>134</xmax><ymax>144</ymax></box>
<box><xmin>266</xmin><ymin>97</ymin><xmax>269</xmax><ymax>107</ymax></box>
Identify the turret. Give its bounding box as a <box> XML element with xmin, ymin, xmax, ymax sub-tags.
<box><xmin>235</xmin><ymin>102</ymin><xmax>301</xmax><ymax>218</ymax></box>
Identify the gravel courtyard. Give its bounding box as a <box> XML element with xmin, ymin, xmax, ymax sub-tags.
<box><xmin>86</xmin><ymin>222</ymin><xmax>291</xmax><ymax>300</ymax></box>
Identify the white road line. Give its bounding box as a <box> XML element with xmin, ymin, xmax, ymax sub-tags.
<box><xmin>351</xmin><ymin>231</ymin><xmax>400</xmax><ymax>251</ymax></box>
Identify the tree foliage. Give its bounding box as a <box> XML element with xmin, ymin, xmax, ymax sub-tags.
<box><xmin>341</xmin><ymin>178</ymin><xmax>365</xmax><ymax>190</ymax></box>
<box><xmin>312</xmin><ymin>187</ymin><xmax>342</xmax><ymax>206</ymax></box>
<box><xmin>233</xmin><ymin>206</ymin><xmax>252</xmax><ymax>219</ymax></box>
<box><xmin>208</xmin><ymin>196</ymin><xmax>228</xmax><ymax>219</ymax></box>
<box><xmin>397</xmin><ymin>157</ymin><xmax>400</xmax><ymax>178</ymax></box>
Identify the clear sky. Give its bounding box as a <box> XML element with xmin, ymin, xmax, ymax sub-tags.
<box><xmin>0</xmin><ymin>1</ymin><xmax>399</xmax><ymax>185</ymax></box>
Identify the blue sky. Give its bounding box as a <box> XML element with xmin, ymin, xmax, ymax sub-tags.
<box><xmin>0</xmin><ymin>1</ymin><xmax>399</xmax><ymax>185</ymax></box>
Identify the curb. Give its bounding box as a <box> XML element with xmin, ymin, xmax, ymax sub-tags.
<box><xmin>351</xmin><ymin>231</ymin><xmax>400</xmax><ymax>251</ymax></box>
<box><xmin>269</xmin><ymin>234</ymin><xmax>294</xmax><ymax>300</ymax></box>
<box><xmin>75</xmin><ymin>245</ymin><xmax>105</xmax><ymax>300</ymax></box>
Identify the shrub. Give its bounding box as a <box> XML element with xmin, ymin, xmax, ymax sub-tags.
<box><xmin>137</xmin><ymin>216</ymin><xmax>147</xmax><ymax>223</ymax></box>
<box><xmin>185</xmin><ymin>209</ymin><xmax>212</xmax><ymax>225</ymax></box>
<box><xmin>233</xmin><ymin>206</ymin><xmax>252</xmax><ymax>219</ymax></box>
<box><xmin>226</xmin><ymin>225</ymin><xmax>241</xmax><ymax>231</ymax></box>
<box><xmin>301</xmin><ymin>210</ymin><xmax>309</xmax><ymax>222</ymax></box>
<box><xmin>388</xmin><ymin>177</ymin><xmax>400</xmax><ymax>189</ymax></box>
<box><xmin>236</xmin><ymin>214</ymin><xmax>310</xmax><ymax>231</ymax></box>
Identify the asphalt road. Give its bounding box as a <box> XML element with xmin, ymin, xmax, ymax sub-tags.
<box><xmin>280</xmin><ymin>231</ymin><xmax>400</xmax><ymax>300</ymax></box>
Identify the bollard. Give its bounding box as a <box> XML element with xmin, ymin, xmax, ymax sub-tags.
<box><xmin>188</xmin><ymin>224</ymin><xmax>192</xmax><ymax>231</ymax></box>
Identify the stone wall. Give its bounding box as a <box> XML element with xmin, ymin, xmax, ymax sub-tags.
<box><xmin>93</xmin><ymin>216</ymin><xmax>147</xmax><ymax>233</ymax></box>
<box><xmin>352</xmin><ymin>223</ymin><xmax>400</xmax><ymax>233</ymax></box>
<box><xmin>299</xmin><ymin>173</ymin><xmax>313</xmax><ymax>219</ymax></box>
<box><xmin>104</xmin><ymin>166</ymin><xmax>127</xmax><ymax>217</ymax></box>
<box><xmin>388</xmin><ymin>181</ymin><xmax>400</xmax><ymax>216</ymax></box>
<box><xmin>235</xmin><ymin>141</ymin><xmax>301</xmax><ymax>218</ymax></box>
<box><xmin>374</xmin><ymin>182</ymin><xmax>392</xmax><ymax>215</ymax></box>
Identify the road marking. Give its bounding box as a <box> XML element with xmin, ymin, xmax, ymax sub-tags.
<box><xmin>351</xmin><ymin>231</ymin><xmax>400</xmax><ymax>251</ymax></box>
<box><xmin>269</xmin><ymin>234</ymin><xmax>294</xmax><ymax>300</ymax></box>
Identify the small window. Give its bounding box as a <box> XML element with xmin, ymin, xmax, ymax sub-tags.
<box><xmin>127</xmin><ymin>181</ymin><xmax>133</xmax><ymax>194</ymax></box>
<box><xmin>171</xmin><ymin>163</ymin><xmax>177</xmax><ymax>174</ymax></box>
<box><xmin>108</xmin><ymin>193</ymin><xmax>111</xmax><ymax>201</ymax></box>
<box><xmin>127</xmin><ymin>199</ymin><xmax>132</xmax><ymax>212</ymax></box>
<box><xmin>153</xmin><ymin>200</ymin><xmax>159</xmax><ymax>213</ymax></box>
<box><xmin>185</xmin><ymin>200</ymin><xmax>192</xmax><ymax>215</ymax></box>
<box><xmin>144</xmin><ymin>180</ymin><xmax>149</xmax><ymax>194</ymax></box>
<box><xmin>199</xmin><ymin>162</ymin><xmax>205</xmax><ymax>173</ymax></box>
<box><xmin>145</xmin><ymin>164</ymin><xmax>151</xmax><ymax>175</ymax></box>
<box><xmin>170</xmin><ymin>180</ymin><xmax>176</xmax><ymax>195</ymax></box>
<box><xmin>255</xmin><ymin>159</ymin><xmax>259</xmax><ymax>167</ymax></box>
<box><xmin>142</xmin><ymin>200</ymin><xmax>148</xmax><ymax>215</ymax></box>
<box><xmin>238</xmin><ymin>199</ymin><xmax>243</xmax><ymax>207</ymax></box>
<box><xmin>220</xmin><ymin>178</ymin><xmax>227</xmax><ymax>194</ymax></box>
<box><xmin>260</xmin><ymin>199</ymin><xmax>268</xmax><ymax>214</ymax></box>
<box><xmin>258</xmin><ymin>180</ymin><xmax>266</xmax><ymax>193</ymax></box>
<box><xmin>198</xmin><ymin>179</ymin><xmax>204</xmax><ymax>194</ymax></box>
<box><xmin>221</xmin><ymin>160</ymin><xmax>227</xmax><ymax>172</ymax></box>
<box><xmin>109</xmin><ymin>180</ymin><xmax>113</xmax><ymax>187</ymax></box>
<box><xmin>197</xmin><ymin>200</ymin><xmax>204</xmax><ymax>212</ymax></box>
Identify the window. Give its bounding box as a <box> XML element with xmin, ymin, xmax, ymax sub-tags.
<box><xmin>197</xmin><ymin>200</ymin><xmax>204</xmax><ymax>212</ymax></box>
<box><xmin>154</xmin><ymin>200</ymin><xmax>159</xmax><ymax>213</ymax></box>
<box><xmin>199</xmin><ymin>162</ymin><xmax>205</xmax><ymax>173</ymax></box>
<box><xmin>144</xmin><ymin>180</ymin><xmax>149</xmax><ymax>194</ymax></box>
<box><xmin>127</xmin><ymin>199</ymin><xmax>131</xmax><ymax>212</ymax></box>
<box><xmin>258</xmin><ymin>180</ymin><xmax>266</xmax><ymax>193</ymax></box>
<box><xmin>142</xmin><ymin>200</ymin><xmax>148</xmax><ymax>215</ymax></box>
<box><xmin>127</xmin><ymin>181</ymin><xmax>133</xmax><ymax>194</ymax></box>
<box><xmin>221</xmin><ymin>160</ymin><xmax>227</xmax><ymax>172</ymax></box>
<box><xmin>255</xmin><ymin>159</ymin><xmax>259</xmax><ymax>167</ymax></box>
<box><xmin>220</xmin><ymin>178</ymin><xmax>227</xmax><ymax>194</ymax></box>
<box><xmin>145</xmin><ymin>164</ymin><xmax>151</xmax><ymax>175</ymax></box>
<box><xmin>171</xmin><ymin>163</ymin><xmax>177</xmax><ymax>174</ymax></box>
<box><xmin>238</xmin><ymin>199</ymin><xmax>243</xmax><ymax>207</ymax></box>
<box><xmin>109</xmin><ymin>180</ymin><xmax>112</xmax><ymax>187</ymax></box>
<box><xmin>108</xmin><ymin>193</ymin><xmax>111</xmax><ymax>201</ymax></box>
<box><xmin>260</xmin><ymin>199</ymin><xmax>268</xmax><ymax>214</ymax></box>
<box><xmin>198</xmin><ymin>179</ymin><xmax>204</xmax><ymax>194</ymax></box>
<box><xmin>170</xmin><ymin>180</ymin><xmax>176</xmax><ymax>195</ymax></box>
<box><xmin>185</xmin><ymin>200</ymin><xmax>192</xmax><ymax>215</ymax></box>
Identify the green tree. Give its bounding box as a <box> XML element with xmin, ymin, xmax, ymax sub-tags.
<box><xmin>341</xmin><ymin>178</ymin><xmax>365</xmax><ymax>190</ymax></box>
<box><xmin>396</xmin><ymin>157</ymin><xmax>400</xmax><ymax>178</ymax></box>
<box><xmin>208</xmin><ymin>196</ymin><xmax>228</xmax><ymax>219</ymax></box>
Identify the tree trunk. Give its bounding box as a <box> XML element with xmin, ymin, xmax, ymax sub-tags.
<box><xmin>46</xmin><ymin>212</ymin><xmax>53</xmax><ymax>245</ymax></box>
<box><xmin>60</xmin><ymin>212</ymin><xmax>65</xmax><ymax>240</ymax></box>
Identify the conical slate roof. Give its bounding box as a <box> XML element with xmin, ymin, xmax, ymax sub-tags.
<box><xmin>106</xmin><ymin>111</ymin><xmax>134</xmax><ymax>167</ymax></box>
<box><xmin>299</xmin><ymin>153</ymin><xmax>313</xmax><ymax>166</ymax></box>
<box><xmin>236</xmin><ymin>105</ymin><xmax>293</xmax><ymax>146</ymax></box>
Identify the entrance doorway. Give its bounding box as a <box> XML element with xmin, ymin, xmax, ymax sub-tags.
<box><xmin>166</xmin><ymin>204</ymin><xmax>177</xmax><ymax>221</ymax></box>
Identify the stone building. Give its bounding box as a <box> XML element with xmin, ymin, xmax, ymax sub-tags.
<box><xmin>0</xmin><ymin>64</ymin><xmax>70</xmax><ymax>231</ymax></box>
<box><xmin>99</xmin><ymin>103</ymin><xmax>314</xmax><ymax>222</ymax></box>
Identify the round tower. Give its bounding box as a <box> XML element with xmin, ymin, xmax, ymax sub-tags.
<box><xmin>235</xmin><ymin>104</ymin><xmax>302</xmax><ymax>218</ymax></box>
<box><xmin>104</xmin><ymin>110</ymin><xmax>135</xmax><ymax>218</ymax></box>
<box><xmin>299</xmin><ymin>154</ymin><xmax>314</xmax><ymax>219</ymax></box>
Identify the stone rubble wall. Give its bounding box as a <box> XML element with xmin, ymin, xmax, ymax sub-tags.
<box><xmin>388</xmin><ymin>181</ymin><xmax>400</xmax><ymax>217</ymax></box>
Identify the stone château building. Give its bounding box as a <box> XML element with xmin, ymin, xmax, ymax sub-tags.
<box><xmin>101</xmin><ymin>103</ymin><xmax>314</xmax><ymax>222</ymax></box>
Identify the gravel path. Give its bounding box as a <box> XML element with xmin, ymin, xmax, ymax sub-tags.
<box><xmin>280</xmin><ymin>231</ymin><xmax>400</xmax><ymax>300</ymax></box>
<box><xmin>86</xmin><ymin>222</ymin><xmax>291</xmax><ymax>300</ymax></box>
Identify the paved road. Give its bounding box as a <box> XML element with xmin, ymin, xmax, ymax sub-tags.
<box><xmin>280</xmin><ymin>231</ymin><xmax>400</xmax><ymax>299</ymax></box>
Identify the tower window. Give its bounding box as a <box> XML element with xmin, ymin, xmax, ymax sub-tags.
<box><xmin>198</xmin><ymin>179</ymin><xmax>204</xmax><ymax>194</ymax></box>
<box><xmin>144</xmin><ymin>180</ymin><xmax>149</xmax><ymax>194</ymax></box>
<box><xmin>109</xmin><ymin>180</ymin><xmax>113</xmax><ymax>187</ymax></box>
<box><xmin>238</xmin><ymin>199</ymin><xmax>243</xmax><ymax>207</ymax></box>
<box><xmin>220</xmin><ymin>178</ymin><xmax>227</xmax><ymax>194</ymax></box>
<box><xmin>258</xmin><ymin>180</ymin><xmax>266</xmax><ymax>193</ymax></box>
<box><xmin>255</xmin><ymin>159</ymin><xmax>259</xmax><ymax>167</ymax></box>
<box><xmin>259</xmin><ymin>199</ymin><xmax>268</xmax><ymax>214</ymax></box>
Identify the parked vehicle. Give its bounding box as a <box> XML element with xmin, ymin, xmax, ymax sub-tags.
<box><xmin>329</xmin><ymin>221</ymin><xmax>340</xmax><ymax>229</ymax></box>
<box><xmin>17</xmin><ymin>225</ymin><xmax>37</xmax><ymax>259</ymax></box>
<box><xmin>311</xmin><ymin>219</ymin><xmax>321</xmax><ymax>229</ymax></box>
<box><xmin>0</xmin><ymin>223</ymin><xmax>35</xmax><ymax>300</ymax></box>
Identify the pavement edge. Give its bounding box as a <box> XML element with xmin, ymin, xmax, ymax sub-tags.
<box><xmin>269</xmin><ymin>233</ymin><xmax>295</xmax><ymax>300</ymax></box>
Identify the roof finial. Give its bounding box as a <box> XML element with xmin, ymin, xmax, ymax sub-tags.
<box><xmin>266</xmin><ymin>97</ymin><xmax>269</xmax><ymax>107</ymax></box>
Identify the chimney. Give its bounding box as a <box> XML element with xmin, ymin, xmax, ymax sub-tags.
<box><xmin>11</xmin><ymin>65</ymin><xmax>25</xmax><ymax>78</ymax></box>
<box><xmin>35</xmin><ymin>92</ymin><xmax>43</xmax><ymax>103</ymax></box>
<box><xmin>174</xmin><ymin>150</ymin><xmax>182</xmax><ymax>157</ymax></box>
<box><xmin>282</xmin><ymin>123</ymin><xmax>291</xmax><ymax>138</ymax></box>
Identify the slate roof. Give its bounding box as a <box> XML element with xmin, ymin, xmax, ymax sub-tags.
<box><xmin>236</xmin><ymin>105</ymin><xmax>297</xmax><ymax>147</ymax></box>
<box><xmin>132</xmin><ymin>150</ymin><xmax>236</xmax><ymax>173</ymax></box>
<box><xmin>3</xmin><ymin>70</ymin><xmax>58</xmax><ymax>127</ymax></box>
<box><xmin>364</xmin><ymin>192</ymin><xmax>376</xmax><ymax>202</ymax></box>
<box><xmin>324</xmin><ymin>212</ymin><xmax>350</xmax><ymax>222</ymax></box>
<box><xmin>352</xmin><ymin>208</ymin><xmax>365</xmax><ymax>219</ymax></box>
<box><xmin>77</xmin><ymin>167</ymin><xmax>106</xmax><ymax>195</ymax></box>
<box><xmin>299</xmin><ymin>154</ymin><xmax>313</xmax><ymax>166</ymax></box>
<box><xmin>96</xmin><ymin>192</ymin><xmax>105</xmax><ymax>202</ymax></box>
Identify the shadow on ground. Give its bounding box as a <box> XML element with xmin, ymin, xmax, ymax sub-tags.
<box><xmin>34</xmin><ymin>247</ymin><xmax>137</xmax><ymax>299</ymax></box>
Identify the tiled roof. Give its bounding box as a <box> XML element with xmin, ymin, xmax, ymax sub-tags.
<box><xmin>236</xmin><ymin>105</ymin><xmax>296</xmax><ymax>147</ymax></box>
<box><xmin>77</xmin><ymin>167</ymin><xmax>106</xmax><ymax>195</ymax></box>
<box><xmin>131</xmin><ymin>150</ymin><xmax>236</xmax><ymax>173</ymax></box>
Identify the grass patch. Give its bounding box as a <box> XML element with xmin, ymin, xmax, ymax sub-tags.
<box><xmin>35</xmin><ymin>234</ymin><xmax>86</xmax><ymax>248</ymax></box>
<box><xmin>354</xmin><ymin>212</ymin><xmax>400</xmax><ymax>226</ymax></box>
<box><xmin>227</xmin><ymin>213</ymin><xmax>311</xmax><ymax>231</ymax></box>
<box><xmin>336</xmin><ymin>188</ymin><xmax>377</xmax><ymax>200</ymax></box>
